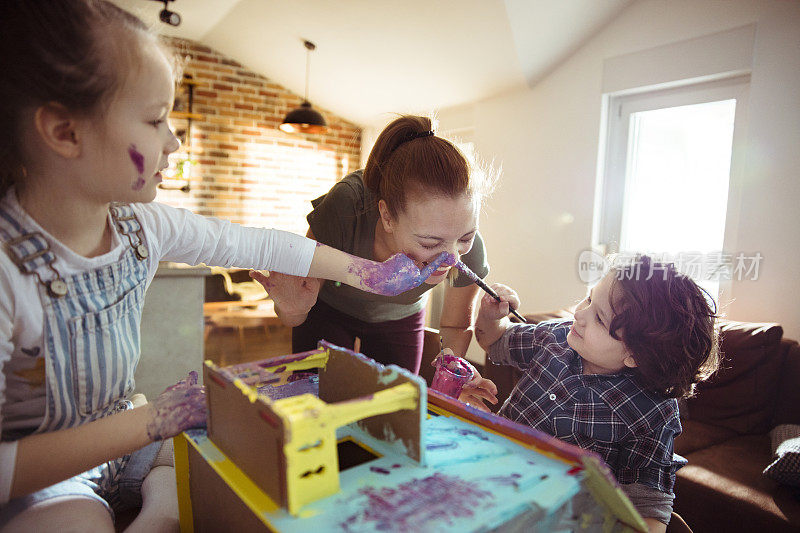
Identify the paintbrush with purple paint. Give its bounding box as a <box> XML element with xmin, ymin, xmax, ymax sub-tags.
<box><xmin>455</xmin><ymin>261</ymin><xmax>527</xmax><ymax>323</ymax></box>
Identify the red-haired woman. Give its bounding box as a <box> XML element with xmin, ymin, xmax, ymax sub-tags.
<box><xmin>252</xmin><ymin>115</ymin><xmax>496</xmax><ymax>374</ymax></box>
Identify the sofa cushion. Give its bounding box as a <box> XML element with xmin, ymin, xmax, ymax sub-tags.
<box><xmin>773</xmin><ymin>340</ymin><xmax>800</xmax><ymax>427</ymax></box>
<box><xmin>675</xmin><ymin>434</ymin><xmax>800</xmax><ymax>532</ymax></box>
<box><xmin>673</xmin><ymin>419</ymin><xmax>738</xmax><ymax>456</ymax></box>
<box><xmin>764</xmin><ymin>425</ymin><xmax>800</xmax><ymax>488</ymax></box>
<box><xmin>687</xmin><ymin>321</ymin><xmax>784</xmax><ymax>435</ymax></box>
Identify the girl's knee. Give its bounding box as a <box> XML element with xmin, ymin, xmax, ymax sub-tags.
<box><xmin>3</xmin><ymin>496</ymin><xmax>114</xmax><ymax>533</ymax></box>
<box><xmin>141</xmin><ymin>465</ymin><xmax>177</xmax><ymax>503</ymax></box>
<box><xmin>128</xmin><ymin>467</ymin><xmax>179</xmax><ymax>532</ymax></box>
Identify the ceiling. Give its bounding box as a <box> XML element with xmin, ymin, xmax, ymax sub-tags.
<box><xmin>114</xmin><ymin>0</ymin><xmax>634</xmax><ymax>127</ymax></box>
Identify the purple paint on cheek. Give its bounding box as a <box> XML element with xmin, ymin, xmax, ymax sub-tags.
<box><xmin>131</xmin><ymin>177</ymin><xmax>146</xmax><ymax>191</ymax></box>
<box><xmin>341</xmin><ymin>473</ymin><xmax>493</xmax><ymax>531</ymax></box>
<box><xmin>128</xmin><ymin>144</ymin><xmax>145</xmax><ymax>174</ymax></box>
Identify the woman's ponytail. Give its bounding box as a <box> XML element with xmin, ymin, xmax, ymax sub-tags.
<box><xmin>363</xmin><ymin>115</ymin><xmax>479</xmax><ymax>217</ymax></box>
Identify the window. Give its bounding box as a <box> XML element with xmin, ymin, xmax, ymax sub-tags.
<box><xmin>595</xmin><ymin>76</ymin><xmax>749</xmax><ymax>303</ymax></box>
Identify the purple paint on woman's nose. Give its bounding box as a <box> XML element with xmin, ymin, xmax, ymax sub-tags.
<box><xmin>128</xmin><ymin>144</ymin><xmax>145</xmax><ymax>174</ymax></box>
<box><xmin>349</xmin><ymin>251</ymin><xmax>454</xmax><ymax>296</ymax></box>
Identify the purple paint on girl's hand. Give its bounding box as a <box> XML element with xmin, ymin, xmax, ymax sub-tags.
<box><xmin>128</xmin><ymin>144</ymin><xmax>145</xmax><ymax>174</ymax></box>
<box><xmin>349</xmin><ymin>251</ymin><xmax>452</xmax><ymax>296</ymax></box>
<box><xmin>341</xmin><ymin>473</ymin><xmax>493</xmax><ymax>531</ymax></box>
<box><xmin>146</xmin><ymin>371</ymin><xmax>207</xmax><ymax>441</ymax></box>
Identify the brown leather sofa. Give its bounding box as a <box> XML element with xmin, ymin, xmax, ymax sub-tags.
<box><xmin>671</xmin><ymin>321</ymin><xmax>800</xmax><ymax>532</ymax></box>
<box><xmin>481</xmin><ymin>312</ymin><xmax>800</xmax><ymax>532</ymax></box>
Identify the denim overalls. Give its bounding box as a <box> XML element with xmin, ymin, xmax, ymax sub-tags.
<box><xmin>0</xmin><ymin>202</ymin><xmax>156</xmax><ymax>520</ymax></box>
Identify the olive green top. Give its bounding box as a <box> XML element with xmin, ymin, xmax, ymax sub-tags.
<box><xmin>307</xmin><ymin>170</ymin><xmax>489</xmax><ymax>323</ymax></box>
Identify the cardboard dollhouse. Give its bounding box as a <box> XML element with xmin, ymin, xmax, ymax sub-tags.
<box><xmin>176</xmin><ymin>341</ymin><xmax>648</xmax><ymax>532</ymax></box>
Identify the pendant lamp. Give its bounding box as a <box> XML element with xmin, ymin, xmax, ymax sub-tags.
<box><xmin>280</xmin><ymin>40</ymin><xmax>327</xmax><ymax>134</ymax></box>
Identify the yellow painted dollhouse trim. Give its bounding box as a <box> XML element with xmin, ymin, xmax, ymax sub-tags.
<box><xmin>173</xmin><ymin>433</ymin><xmax>194</xmax><ymax>533</ymax></box>
<box><xmin>176</xmin><ymin>431</ymin><xmax>281</xmax><ymax>532</ymax></box>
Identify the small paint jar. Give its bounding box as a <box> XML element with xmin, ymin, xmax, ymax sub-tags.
<box><xmin>431</xmin><ymin>354</ymin><xmax>474</xmax><ymax>399</ymax></box>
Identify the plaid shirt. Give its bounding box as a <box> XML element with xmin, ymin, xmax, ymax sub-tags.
<box><xmin>489</xmin><ymin>319</ymin><xmax>685</xmax><ymax>493</ymax></box>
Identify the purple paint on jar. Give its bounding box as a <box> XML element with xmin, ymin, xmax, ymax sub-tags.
<box><xmin>341</xmin><ymin>473</ymin><xmax>493</xmax><ymax>531</ymax></box>
<box><xmin>369</xmin><ymin>466</ymin><xmax>391</xmax><ymax>475</ymax></box>
<box><xmin>430</xmin><ymin>353</ymin><xmax>473</xmax><ymax>398</ymax></box>
<box><xmin>438</xmin><ymin>353</ymin><xmax>473</xmax><ymax>377</ymax></box>
<box><xmin>128</xmin><ymin>144</ymin><xmax>145</xmax><ymax>174</ymax></box>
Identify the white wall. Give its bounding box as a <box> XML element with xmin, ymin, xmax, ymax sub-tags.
<box><xmin>439</xmin><ymin>0</ymin><xmax>800</xmax><ymax>340</ymax></box>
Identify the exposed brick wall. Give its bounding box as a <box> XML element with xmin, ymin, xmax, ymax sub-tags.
<box><xmin>157</xmin><ymin>37</ymin><xmax>361</xmax><ymax>236</ymax></box>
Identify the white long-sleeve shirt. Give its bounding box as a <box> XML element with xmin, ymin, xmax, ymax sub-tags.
<box><xmin>0</xmin><ymin>191</ymin><xmax>316</xmax><ymax>501</ymax></box>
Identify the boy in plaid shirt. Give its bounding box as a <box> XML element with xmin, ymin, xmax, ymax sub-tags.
<box><xmin>473</xmin><ymin>256</ymin><xmax>719</xmax><ymax>532</ymax></box>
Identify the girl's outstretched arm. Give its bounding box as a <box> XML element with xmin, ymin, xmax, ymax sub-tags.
<box><xmin>8</xmin><ymin>373</ymin><xmax>205</xmax><ymax>500</ymax></box>
<box><xmin>142</xmin><ymin>204</ymin><xmax>448</xmax><ymax>297</ymax></box>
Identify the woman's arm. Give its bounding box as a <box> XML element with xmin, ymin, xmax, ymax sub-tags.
<box><xmin>250</xmin><ymin>229</ymin><xmax>321</xmax><ymax>328</ymax></box>
<box><xmin>439</xmin><ymin>283</ymin><xmax>480</xmax><ymax>356</ymax></box>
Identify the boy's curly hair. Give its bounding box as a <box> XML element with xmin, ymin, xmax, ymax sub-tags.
<box><xmin>608</xmin><ymin>255</ymin><xmax>720</xmax><ymax>398</ymax></box>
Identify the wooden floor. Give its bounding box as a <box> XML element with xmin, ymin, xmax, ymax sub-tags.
<box><xmin>204</xmin><ymin>322</ymin><xmax>293</xmax><ymax>366</ymax></box>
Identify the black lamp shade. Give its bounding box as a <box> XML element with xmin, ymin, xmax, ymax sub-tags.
<box><xmin>280</xmin><ymin>101</ymin><xmax>327</xmax><ymax>134</ymax></box>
